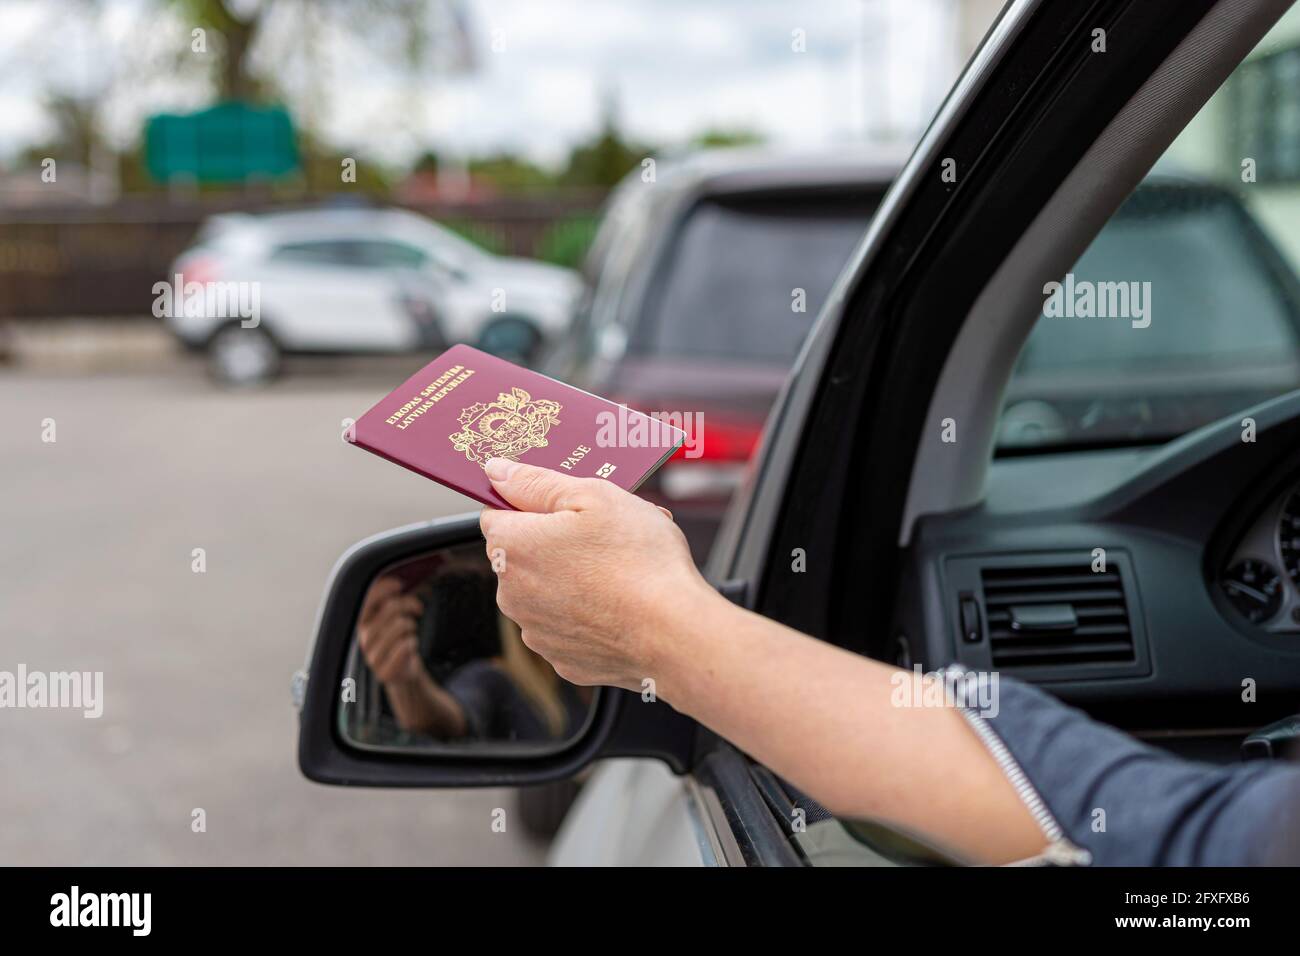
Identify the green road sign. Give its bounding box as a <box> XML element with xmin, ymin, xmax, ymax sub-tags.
<box><xmin>145</xmin><ymin>101</ymin><xmax>299</xmax><ymax>184</ymax></box>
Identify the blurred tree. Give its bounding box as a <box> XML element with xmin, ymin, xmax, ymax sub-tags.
<box><xmin>162</xmin><ymin>0</ymin><xmax>469</xmax><ymax>103</ymax></box>
<box><xmin>534</xmin><ymin>213</ymin><xmax>601</xmax><ymax>268</ymax></box>
<box><xmin>412</xmin><ymin>151</ymin><xmax>441</xmax><ymax>176</ymax></box>
<box><xmin>440</xmin><ymin>220</ymin><xmax>507</xmax><ymax>255</ymax></box>
<box><xmin>468</xmin><ymin>154</ymin><xmax>553</xmax><ymax>192</ymax></box>
<box><xmin>559</xmin><ymin>128</ymin><xmax>645</xmax><ymax>189</ymax></box>
<box><xmin>167</xmin><ymin>0</ymin><xmax>265</xmax><ymax>101</ymax></box>
<box><xmin>690</xmin><ymin>128</ymin><xmax>765</xmax><ymax>149</ymax></box>
<box><xmin>5</xmin><ymin>0</ymin><xmax>122</xmax><ymax>197</ymax></box>
<box><xmin>19</xmin><ymin>94</ymin><xmax>105</xmax><ymax>169</ymax></box>
<box><xmin>158</xmin><ymin>0</ymin><xmax>474</xmax><ymax>192</ymax></box>
<box><xmin>558</xmin><ymin>93</ymin><xmax>653</xmax><ymax>190</ymax></box>
<box><xmin>297</xmin><ymin>133</ymin><xmax>397</xmax><ymax>194</ymax></box>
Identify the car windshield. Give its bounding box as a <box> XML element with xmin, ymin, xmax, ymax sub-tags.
<box><xmin>632</xmin><ymin>191</ymin><xmax>880</xmax><ymax>365</ymax></box>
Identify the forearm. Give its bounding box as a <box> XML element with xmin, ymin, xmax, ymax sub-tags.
<box><xmin>386</xmin><ymin>673</ymin><xmax>468</xmax><ymax>739</ymax></box>
<box><xmin>650</xmin><ymin>587</ymin><xmax>1046</xmax><ymax>864</ymax></box>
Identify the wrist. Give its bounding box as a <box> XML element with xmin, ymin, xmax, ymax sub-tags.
<box><xmin>637</xmin><ymin>575</ymin><xmax>729</xmax><ymax>705</ymax></box>
<box><xmin>384</xmin><ymin>672</ymin><xmax>424</xmax><ymax>699</ymax></box>
<box><xmin>384</xmin><ymin>673</ymin><xmax>431</xmax><ymax>724</ymax></box>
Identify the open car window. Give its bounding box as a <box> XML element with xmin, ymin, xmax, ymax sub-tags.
<box><xmin>998</xmin><ymin>15</ymin><xmax>1300</xmax><ymax>453</ymax></box>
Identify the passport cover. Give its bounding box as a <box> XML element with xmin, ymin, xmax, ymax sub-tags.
<box><xmin>350</xmin><ymin>344</ymin><xmax>686</xmax><ymax>510</ymax></box>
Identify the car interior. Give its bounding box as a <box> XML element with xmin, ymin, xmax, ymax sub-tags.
<box><xmin>896</xmin><ymin>3</ymin><xmax>1300</xmax><ymax>762</ymax></box>
<box><xmin>656</xmin><ymin>0</ymin><xmax>1300</xmax><ymax>867</ymax></box>
<box><xmin>737</xmin><ymin>0</ymin><xmax>1300</xmax><ymax>777</ymax></box>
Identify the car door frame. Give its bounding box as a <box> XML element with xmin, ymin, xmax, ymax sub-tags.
<box><xmin>296</xmin><ymin>0</ymin><xmax>1282</xmax><ymax>866</ymax></box>
<box><xmin>693</xmin><ymin>0</ymin><xmax>1270</xmax><ymax>864</ymax></box>
<box><xmin>715</xmin><ymin>0</ymin><xmax>1230</xmax><ymax>638</ymax></box>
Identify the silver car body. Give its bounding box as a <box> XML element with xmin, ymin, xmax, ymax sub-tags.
<box><xmin>165</xmin><ymin>206</ymin><xmax>581</xmax><ymax>353</ymax></box>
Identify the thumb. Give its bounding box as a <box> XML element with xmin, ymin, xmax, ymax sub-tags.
<box><xmin>485</xmin><ymin>458</ymin><xmax>587</xmax><ymax>514</ymax></box>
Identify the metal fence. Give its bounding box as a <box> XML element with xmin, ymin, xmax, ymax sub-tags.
<box><xmin>0</xmin><ymin>193</ymin><xmax>604</xmax><ymax>319</ymax></box>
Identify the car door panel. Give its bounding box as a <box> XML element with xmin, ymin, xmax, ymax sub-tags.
<box><xmin>547</xmin><ymin>759</ymin><xmax>714</xmax><ymax>866</ymax></box>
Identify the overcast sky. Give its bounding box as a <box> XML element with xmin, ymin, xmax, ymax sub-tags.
<box><xmin>0</xmin><ymin>0</ymin><xmax>973</xmax><ymax>169</ymax></box>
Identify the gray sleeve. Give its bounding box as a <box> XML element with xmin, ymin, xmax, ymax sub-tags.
<box><xmin>971</xmin><ymin>674</ymin><xmax>1300</xmax><ymax>865</ymax></box>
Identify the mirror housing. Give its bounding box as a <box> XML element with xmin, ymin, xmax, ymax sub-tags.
<box><xmin>297</xmin><ymin>513</ymin><xmax>697</xmax><ymax>787</ymax></box>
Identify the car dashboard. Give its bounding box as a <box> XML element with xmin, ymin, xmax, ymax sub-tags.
<box><xmin>1220</xmin><ymin>484</ymin><xmax>1300</xmax><ymax>632</ymax></box>
<box><xmin>898</xmin><ymin>391</ymin><xmax>1300</xmax><ymax>754</ymax></box>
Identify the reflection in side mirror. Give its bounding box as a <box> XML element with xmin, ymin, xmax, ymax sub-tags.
<box><xmin>338</xmin><ymin>541</ymin><xmax>597</xmax><ymax>756</ymax></box>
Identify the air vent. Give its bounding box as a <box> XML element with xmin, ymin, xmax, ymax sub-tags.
<box><xmin>981</xmin><ymin>563</ymin><xmax>1136</xmax><ymax>669</ymax></box>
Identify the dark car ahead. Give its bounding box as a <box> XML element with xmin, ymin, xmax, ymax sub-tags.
<box><xmin>545</xmin><ymin>149</ymin><xmax>903</xmax><ymax>561</ymax></box>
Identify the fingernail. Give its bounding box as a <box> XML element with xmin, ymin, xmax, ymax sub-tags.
<box><xmin>485</xmin><ymin>458</ymin><xmax>520</xmax><ymax>481</ymax></box>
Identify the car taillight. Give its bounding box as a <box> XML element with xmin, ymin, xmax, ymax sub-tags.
<box><xmin>670</xmin><ymin>417</ymin><xmax>763</xmax><ymax>462</ymax></box>
<box><xmin>177</xmin><ymin>255</ymin><xmax>220</xmax><ymax>287</ymax></box>
<box><xmin>604</xmin><ymin>396</ymin><xmax>764</xmax><ymax>464</ymax></box>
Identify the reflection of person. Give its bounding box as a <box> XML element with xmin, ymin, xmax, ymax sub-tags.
<box><xmin>358</xmin><ymin>573</ymin><xmax>587</xmax><ymax>742</ymax></box>
<box><xmin>479</xmin><ymin>457</ymin><xmax>1300</xmax><ymax>866</ymax></box>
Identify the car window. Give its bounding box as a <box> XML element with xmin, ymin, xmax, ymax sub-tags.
<box><xmin>414</xmin><ymin>220</ymin><xmax>488</xmax><ymax>269</ymax></box>
<box><xmin>353</xmin><ymin>240</ymin><xmax>429</xmax><ymax>269</ymax></box>
<box><xmin>999</xmin><ymin>16</ymin><xmax>1300</xmax><ymax>452</ymax></box>
<box><xmin>1016</xmin><ymin>186</ymin><xmax>1297</xmax><ymax>371</ymax></box>
<box><xmin>269</xmin><ymin>240</ymin><xmax>360</xmax><ymax>267</ymax></box>
<box><xmin>631</xmin><ymin>191</ymin><xmax>882</xmax><ymax>366</ymax></box>
<box><xmin>582</xmin><ymin>177</ymin><xmax>657</xmax><ymax>285</ymax></box>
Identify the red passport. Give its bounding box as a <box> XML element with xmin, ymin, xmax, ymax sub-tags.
<box><xmin>350</xmin><ymin>345</ymin><xmax>686</xmax><ymax>510</ymax></box>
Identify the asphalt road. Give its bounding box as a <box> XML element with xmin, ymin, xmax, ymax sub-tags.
<box><xmin>0</xmin><ymin>361</ymin><xmax>546</xmax><ymax>865</ymax></box>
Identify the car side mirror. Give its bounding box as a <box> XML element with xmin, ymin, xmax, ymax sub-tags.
<box><xmin>296</xmin><ymin>514</ymin><xmax>696</xmax><ymax>787</ymax></box>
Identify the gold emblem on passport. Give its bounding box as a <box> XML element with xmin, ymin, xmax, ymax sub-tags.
<box><xmin>449</xmin><ymin>387</ymin><xmax>563</xmax><ymax>467</ymax></box>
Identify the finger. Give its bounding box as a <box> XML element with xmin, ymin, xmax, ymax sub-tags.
<box><xmin>656</xmin><ymin>505</ymin><xmax>673</xmax><ymax>521</ymax></box>
<box><xmin>369</xmin><ymin>617</ymin><xmax>417</xmax><ymax>662</ymax></box>
<box><xmin>359</xmin><ymin>623</ymin><xmax>393</xmax><ymax>668</ymax></box>
<box><xmin>360</xmin><ymin>615</ymin><xmax>416</xmax><ymax>664</ymax></box>
<box><xmin>480</xmin><ymin>506</ymin><xmax>502</xmax><ymax>539</ymax></box>
<box><xmin>373</xmin><ymin>630</ymin><xmax>415</xmax><ymax>673</ymax></box>
<box><xmin>360</xmin><ymin>577</ymin><xmax>403</xmax><ymax>624</ymax></box>
<box><xmin>478</xmin><ymin>504</ymin><xmax>506</xmax><ymax>541</ymax></box>
<box><xmin>371</xmin><ymin>594</ymin><xmax>424</xmax><ymax>635</ymax></box>
<box><xmin>362</xmin><ymin>604</ymin><xmax>418</xmax><ymax>661</ymax></box>
<box><xmin>485</xmin><ymin>458</ymin><xmax>596</xmax><ymax>514</ymax></box>
<box><xmin>373</xmin><ymin>635</ymin><xmax>419</xmax><ymax>682</ymax></box>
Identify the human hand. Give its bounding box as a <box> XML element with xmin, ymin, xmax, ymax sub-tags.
<box><xmin>478</xmin><ymin>458</ymin><xmax>718</xmax><ymax>691</ymax></box>
<box><xmin>357</xmin><ymin>576</ymin><xmax>426</xmax><ymax>688</ymax></box>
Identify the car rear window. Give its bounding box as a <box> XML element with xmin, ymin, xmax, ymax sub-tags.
<box><xmin>633</xmin><ymin>191</ymin><xmax>881</xmax><ymax>364</ymax></box>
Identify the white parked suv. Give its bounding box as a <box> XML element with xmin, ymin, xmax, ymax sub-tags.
<box><xmin>163</xmin><ymin>205</ymin><xmax>582</xmax><ymax>384</ymax></box>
